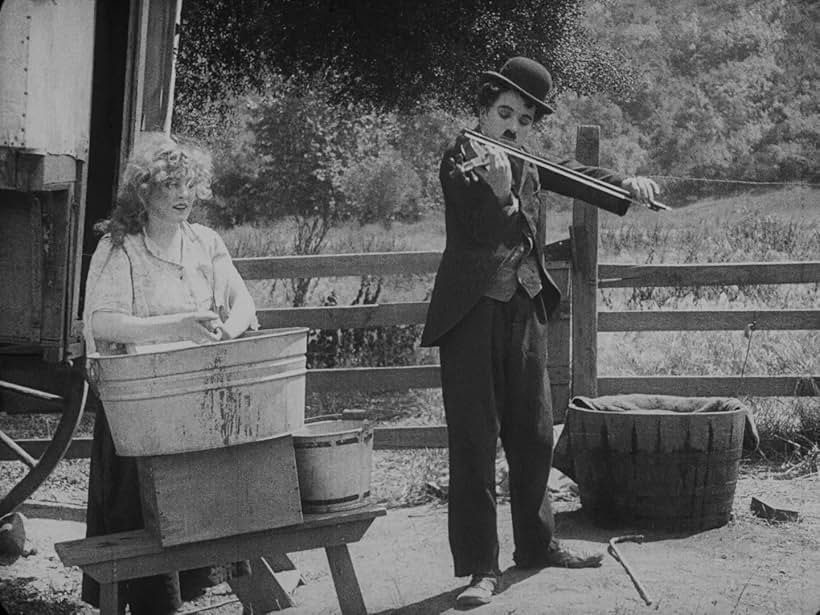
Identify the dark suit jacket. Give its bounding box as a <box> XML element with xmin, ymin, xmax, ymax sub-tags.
<box><xmin>421</xmin><ymin>134</ymin><xmax>624</xmax><ymax>347</ymax></box>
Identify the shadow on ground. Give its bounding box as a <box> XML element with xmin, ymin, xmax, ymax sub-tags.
<box><xmin>371</xmin><ymin>587</ymin><xmax>462</xmax><ymax>615</ymax></box>
<box><xmin>0</xmin><ymin>577</ymin><xmax>78</xmax><ymax>615</ymax></box>
<box><xmin>553</xmin><ymin>506</ymin><xmax>713</xmax><ymax>546</ymax></box>
<box><xmin>370</xmin><ymin>568</ymin><xmax>545</xmax><ymax>615</ymax></box>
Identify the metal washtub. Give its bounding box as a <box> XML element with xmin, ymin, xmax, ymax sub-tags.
<box><xmin>87</xmin><ymin>328</ymin><xmax>308</xmax><ymax>456</ymax></box>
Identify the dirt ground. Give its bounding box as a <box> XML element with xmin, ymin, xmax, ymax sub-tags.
<box><xmin>1</xmin><ymin>465</ymin><xmax>819</xmax><ymax>615</ymax></box>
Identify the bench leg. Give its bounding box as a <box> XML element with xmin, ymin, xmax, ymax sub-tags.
<box><xmin>325</xmin><ymin>544</ymin><xmax>367</xmax><ymax>615</ymax></box>
<box><xmin>228</xmin><ymin>556</ymin><xmax>295</xmax><ymax>613</ymax></box>
<box><xmin>98</xmin><ymin>581</ymin><xmax>122</xmax><ymax>615</ymax></box>
<box><xmin>264</xmin><ymin>552</ymin><xmax>297</xmax><ymax>572</ymax></box>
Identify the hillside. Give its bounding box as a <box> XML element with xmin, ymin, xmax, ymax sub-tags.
<box><xmin>672</xmin><ymin>187</ymin><xmax>820</xmax><ymax>226</ymax></box>
<box><xmin>542</xmin><ymin>0</ymin><xmax>820</xmax><ymax>191</ymax></box>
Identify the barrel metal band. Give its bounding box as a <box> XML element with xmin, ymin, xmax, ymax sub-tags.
<box><xmin>302</xmin><ymin>491</ymin><xmax>371</xmax><ymax>506</ymax></box>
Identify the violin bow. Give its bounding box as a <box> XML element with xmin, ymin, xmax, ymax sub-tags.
<box><xmin>462</xmin><ymin>128</ymin><xmax>670</xmax><ymax>212</ymax></box>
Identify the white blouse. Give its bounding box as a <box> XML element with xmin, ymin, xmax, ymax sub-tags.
<box><xmin>83</xmin><ymin>222</ymin><xmax>258</xmax><ymax>355</ymax></box>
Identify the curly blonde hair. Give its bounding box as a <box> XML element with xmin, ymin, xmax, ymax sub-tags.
<box><xmin>96</xmin><ymin>132</ymin><xmax>213</xmax><ymax>246</ymax></box>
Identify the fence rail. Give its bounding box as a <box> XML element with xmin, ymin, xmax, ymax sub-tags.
<box><xmin>236</xmin><ymin>251</ymin><xmax>441</xmax><ymax>279</ymax></box>
<box><xmin>598</xmin><ymin>261</ymin><xmax>820</xmax><ymax>287</ymax></box>
<box><xmin>237</xmin><ymin>254</ymin><xmax>820</xmax><ymax>285</ymax></box>
<box><xmin>258</xmin><ymin>305</ymin><xmax>819</xmax><ymax>332</ymax></box>
<box><xmin>244</xmin><ymin>257</ymin><xmax>820</xmax><ymax>336</ymax></box>
<box><xmin>599</xmin><ymin>309</ymin><xmax>819</xmax><ymax>331</ymax></box>
<box><xmin>3</xmin><ymin>425</ymin><xmax>454</xmax><ymax>461</ymax></box>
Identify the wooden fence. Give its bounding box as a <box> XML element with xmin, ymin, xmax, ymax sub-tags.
<box><xmin>232</xmin><ymin>126</ymin><xmax>819</xmax><ymax>449</ymax></box>
<box><xmin>10</xmin><ymin>252</ymin><xmax>818</xmax><ymax>461</ymax></box>
<box><xmin>234</xmin><ymin>253</ymin><xmax>819</xmax><ymax>448</ymax></box>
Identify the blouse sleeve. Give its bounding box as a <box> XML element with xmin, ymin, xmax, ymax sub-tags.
<box><xmin>82</xmin><ymin>236</ymin><xmax>133</xmax><ymax>354</ymax></box>
<box><xmin>205</xmin><ymin>226</ymin><xmax>260</xmax><ymax>331</ymax></box>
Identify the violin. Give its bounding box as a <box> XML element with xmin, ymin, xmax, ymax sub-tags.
<box><xmin>452</xmin><ymin>128</ymin><xmax>669</xmax><ymax>215</ymax></box>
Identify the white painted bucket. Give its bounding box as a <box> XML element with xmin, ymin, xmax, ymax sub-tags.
<box><xmin>87</xmin><ymin>328</ymin><xmax>308</xmax><ymax>456</ymax></box>
<box><xmin>293</xmin><ymin>420</ymin><xmax>374</xmax><ymax>513</ymax></box>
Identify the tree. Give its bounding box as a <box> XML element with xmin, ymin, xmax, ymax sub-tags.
<box><xmin>174</xmin><ymin>0</ymin><xmax>637</xmax><ymax>126</ymax></box>
<box><xmin>584</xmin><ymin>0</ymin><xmax>819</xmax><ymax>186</ymax></box>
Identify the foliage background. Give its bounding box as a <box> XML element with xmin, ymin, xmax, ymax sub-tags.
<box><xmin>174</xmin><ymin>0</ymin><xmax>818</xmax><ymax>236</ymax></box>
<box><xmin>170</xmin><ymin>0</ymin><xmax>818</xmax><ymax>394</ymax></box>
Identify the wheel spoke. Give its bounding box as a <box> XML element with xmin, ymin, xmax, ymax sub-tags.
<box><xmin>0</xmin><ymin>379</ymin><xmax>63</xmax><ymax>403</ymax></box>
<box><xmin>0</xmin><ymin>429</ymin><xmax>37</xmax><ymax>468</ymax></box>
<box><xmin>0</xmin><ymin>367</ymin><xmax>88</xmax><ymax>517</ymax></box>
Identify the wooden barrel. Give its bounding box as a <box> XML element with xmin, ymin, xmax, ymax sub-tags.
<box><xmin>566</xmin><ymin>404</ymin><xmax>746</xmax><ymax>531</ymax></box>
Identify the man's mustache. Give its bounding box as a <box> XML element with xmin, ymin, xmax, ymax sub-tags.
<box><xmin>502</xmin><ymin>130</ymin><xmax>517</xmax><ymax>140</ymax></box>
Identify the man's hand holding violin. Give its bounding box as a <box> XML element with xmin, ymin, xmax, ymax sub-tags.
<box><xmin>471</xmin><ymin>143</ymin><xmax>514</xmax><ymax>206</ymax></box>
<box><xmin>621</xmin><ymin>176</ymin><xmax>661</xmax><ymax>205</ymax></box>
<box><xmin>450</xmin><ymin>141</ymin><xmax>518</xmax><ymax>209</ymax></box>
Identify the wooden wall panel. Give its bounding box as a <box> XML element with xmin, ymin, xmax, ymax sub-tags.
<box><xmin>0</xmin><ymin>190</ymin><xmax>38</xmax><ymax>343</ymax></box>
<box><xmin>0</xmin><ymin>0</ymin><xmax>95</xmax><ymax>158</ymax></box>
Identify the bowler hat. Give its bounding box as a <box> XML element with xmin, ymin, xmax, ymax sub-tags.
<box><xmin>481</xmin><ymin>57</ymin><xmax>555</xmax><ymax>116</ymax></box>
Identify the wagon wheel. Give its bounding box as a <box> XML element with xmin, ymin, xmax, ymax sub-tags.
<box><xmin>0</xmin><ymin>365</ymin><xmax>88</xmax><ymax>517</ymax></box>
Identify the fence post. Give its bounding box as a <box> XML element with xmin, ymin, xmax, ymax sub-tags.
<box><xmin>571</xmin><ymin>126</ymin><xmax>600</xmax><ymax>398</ymax></box>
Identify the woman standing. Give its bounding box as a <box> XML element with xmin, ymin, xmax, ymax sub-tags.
<box><xmin>81</xmin><ymin>133</ymin><xmax>258</xmax><ymax>614</ymax></box>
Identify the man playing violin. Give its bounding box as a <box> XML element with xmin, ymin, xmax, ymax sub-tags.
<box><xmin>421</xmin><ymin>56</ymin><xmax>659</xmax><ymax>608</ymax></box>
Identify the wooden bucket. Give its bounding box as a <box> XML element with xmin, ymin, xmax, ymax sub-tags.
<box><xmin>87</xmin><ymin>328</ymin><xmax>307</xmax><ymax>456</ymax></box>
<box><xmin>293</xmin><ymin>420</ymin><xmax>373</xmax><ymax>513</ymax></box>
<box><xmin>566</xmin><ymin>404</ymin><xmax>746</xmax><ymax>531</ymax></box>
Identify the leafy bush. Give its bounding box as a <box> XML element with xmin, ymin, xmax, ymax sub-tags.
<box><xmin>535</xmin><ymin>94</ymin><xmax>651</xmax><ymax>176</ymax></box>
<box><xmin>223</xmin><ymin>72</ymin><xmax>354</xmax><ymax>227</ymax></box>
<box><xmin>342</xmin><ymin>148</ymin><xmax>425</xmax><ymax>226</ymax></box>
<box><xmin>196</xmin><ymin>72</ymin><xmax>459</xmax><ymax>246</ymax></box>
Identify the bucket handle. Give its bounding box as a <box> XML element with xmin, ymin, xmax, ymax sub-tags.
<box><xmin>341</xmin><ymin>409</ymin><xmax>372</xmax><ymax>439</ymax></box>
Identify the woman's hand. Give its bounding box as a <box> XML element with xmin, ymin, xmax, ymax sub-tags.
<box><xmin>175</xmin><ymin>311</ymin><xmax>223</xmax><ymax>344</ymax></box>
<box><xmin>90</xmin><ymin>310</ymin><xmax>223</xmax><ymax>346</ymax></box>
<box><xmin>622</xmin><ymin>176</ymin><xmax>661</xmax><ymax>203</ymax></box>
<box><xmin>213</xmin><ymin>319</ymin><xmax>243</xmax><ymax>341</ymax></box>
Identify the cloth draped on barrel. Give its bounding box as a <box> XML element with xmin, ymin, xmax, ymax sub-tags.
<box><xmin>553</xmin><ymin>394</ymin><xmax>760</xmax><ymax>482</ymax></box>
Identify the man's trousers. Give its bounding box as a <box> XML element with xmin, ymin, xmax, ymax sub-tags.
<box><xmin>438</xmin><ymin>289</ymin><xmax>555</xmax><ymax>577</ymax></box>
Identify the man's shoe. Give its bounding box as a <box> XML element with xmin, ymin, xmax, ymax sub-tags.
<box><xmin>456</xmin><ymin>574</ymin><xmax>498</xmax><ymax>607</ymax></box>
<box><xmin>515</xmin><ymin>543</ymin><xmax>603</xmax><ymax>569</ymax></box>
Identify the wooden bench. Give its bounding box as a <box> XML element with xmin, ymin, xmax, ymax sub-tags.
<box><xmin>55</xmin><ymin>505</ymin><xmax>386</xmax><ymax>615</ymax></box>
